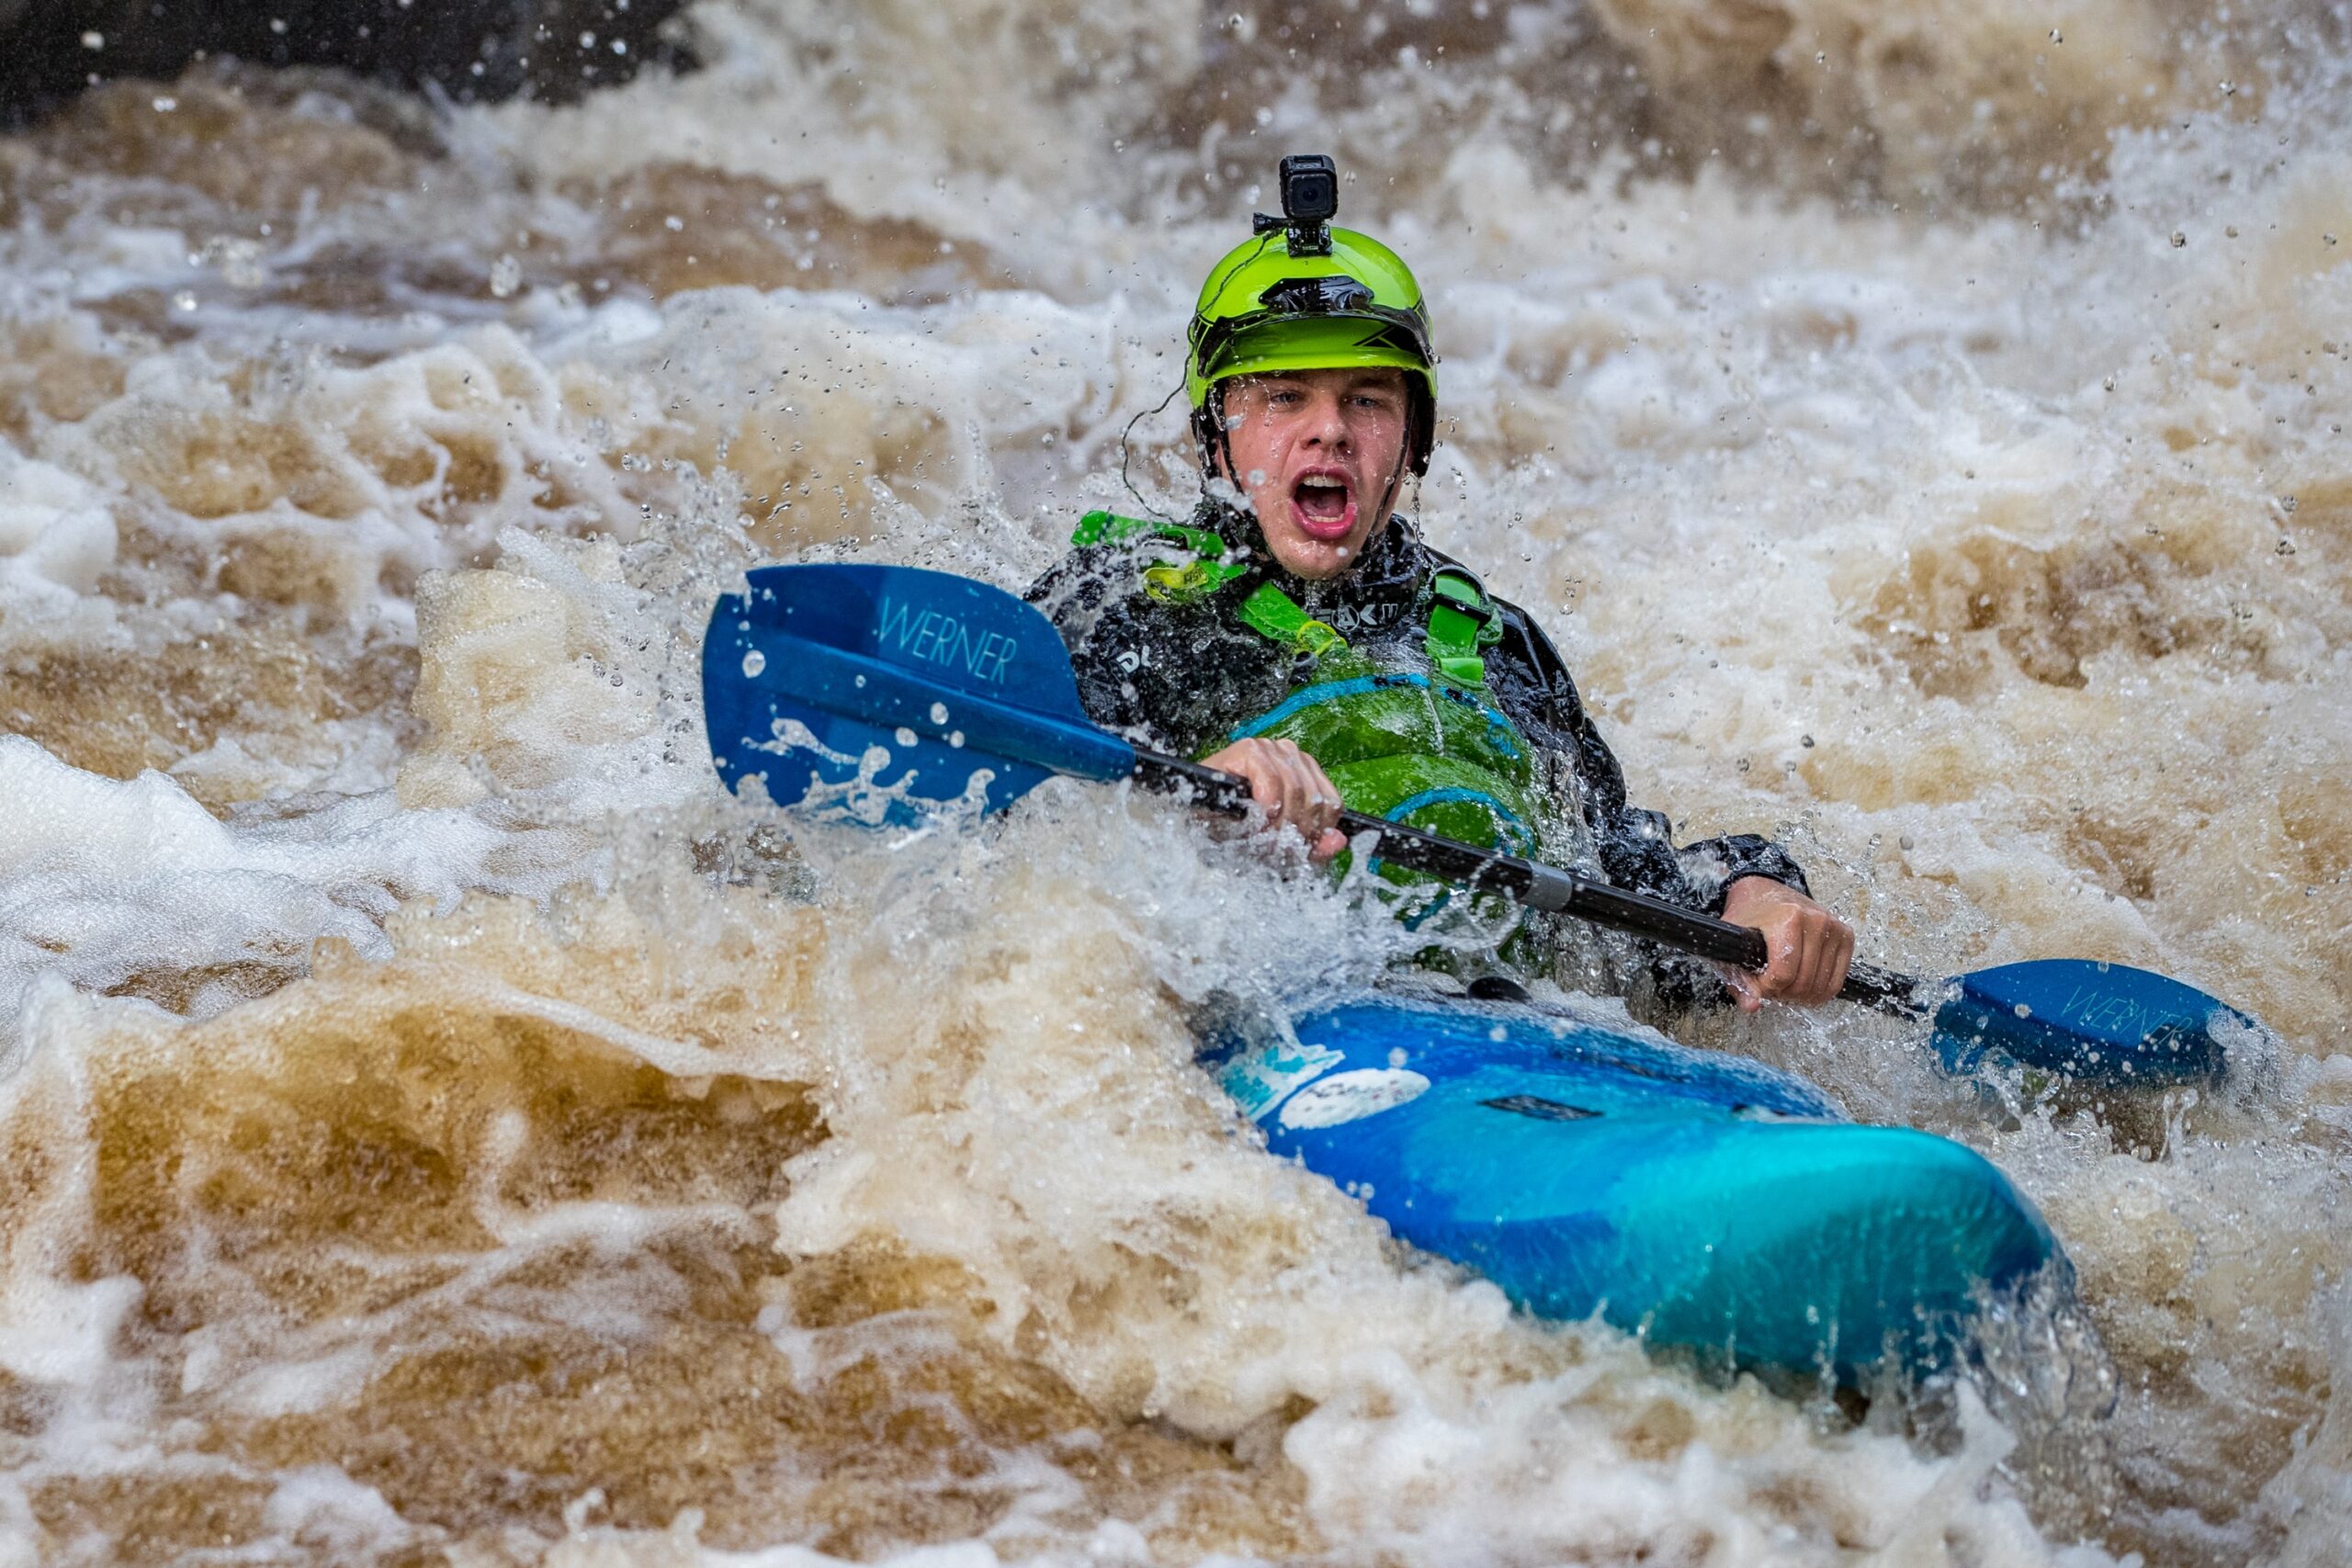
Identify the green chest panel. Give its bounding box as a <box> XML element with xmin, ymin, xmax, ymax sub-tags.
<box><xmin>1073</xmin><ymin>509</ymin><xmax>1553</xmax><ymax>867</ymax></box>
<box><xmin>1227</xmin><ymin>650</ymin><xmax>1544</xmax><ymax>860</ymax></box>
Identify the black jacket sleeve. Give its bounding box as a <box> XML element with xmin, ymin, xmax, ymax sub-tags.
<box><xmin>1023</xmin><ymin>543</ymin><xmax>1160</xmax><ymax>739</ymax></box>
<box><xmin>1023</xmin><ymin>544</ymin><xmax>1286</xmax><ymax>759</ymax></box>
<box><xmin>1492</xmin><ymin>598</ymin><xmax>1811</xmax><ymax>915</ymax></box>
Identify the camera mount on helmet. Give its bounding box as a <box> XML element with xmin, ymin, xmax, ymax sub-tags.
<box><xmin>1252</xmin><ymin>152</ymin><xmax>1338</xmax><ymax>257</ymax></box>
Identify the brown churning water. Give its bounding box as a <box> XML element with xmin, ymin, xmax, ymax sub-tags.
<box><xmin>0</xmin><ymin>3</ymin><xmax>2347</xmax><ymax>1563</ymax></box>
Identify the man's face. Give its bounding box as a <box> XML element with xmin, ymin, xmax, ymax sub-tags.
<box><xmin>1216</xmin><ymin>366</ymin><xmax>1411</xmax><ymax>581</ymax></box>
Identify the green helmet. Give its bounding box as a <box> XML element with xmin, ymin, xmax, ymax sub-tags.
<box><xmin>1185</xmin><ymin>168</ymin><xmax>1440</xmax><ymax>477</ymax></box>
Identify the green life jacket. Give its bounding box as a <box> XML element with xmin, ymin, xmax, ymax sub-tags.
<box><xmin>1073</xmin><ymin>510</ymin><xmax>1560</xmax><ymax>931</ymax></box>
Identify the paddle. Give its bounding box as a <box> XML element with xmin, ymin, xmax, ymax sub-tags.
<box><xmin>702</xmin><ymin>562</ymin><xmax>2248</xmax><ymax>1089</ymax></box>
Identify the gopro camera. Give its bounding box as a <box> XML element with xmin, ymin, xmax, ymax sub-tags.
<box><xmin>1253</xmin><ymin>152</ymin><xmax>1339</xmax><ymax>256</ymax></box>
<box><xmin>1280</xmin><ymin>153</ymin><xmax>1338</xmax><ymax>227</ymax></box>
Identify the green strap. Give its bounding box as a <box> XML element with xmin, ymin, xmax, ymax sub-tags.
<box><xmin>1075</xmin><ymin>511</ymin><xmax>1499</xmax><ymax>683</ymax></box>
<box><xmin>1236</xmin><ymin>582</ymin><xmax>1346</xmax><ymax>658</ymax></box>
<box><xmin>1072</xmin><ymin>510</ymin><xmax>1227</xmax><ymax>554</ymax></box>
<box><xmin>1424</xmin><ymin>566</ymin><xmax>1501</xmax><ymax>687</ymax></box>
<box><xmin>1074</xmin><ymin>510</ymin><xmax>1252</xmax><ymax>603</ymax></box>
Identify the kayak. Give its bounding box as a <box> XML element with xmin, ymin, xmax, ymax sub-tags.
<box><xmin>1199</xmin><ymin>988</ymin><xmax>2064</xmax><ymax>1382</ymax></box>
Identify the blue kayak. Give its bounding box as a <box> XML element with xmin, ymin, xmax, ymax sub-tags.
<box><xmin>1202</xmin><ymin>990</ymin><xmax>2064</xmax><ymax>1382</ymax></box>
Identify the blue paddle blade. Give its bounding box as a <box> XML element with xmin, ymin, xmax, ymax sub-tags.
<box><xmin>701</xmin><ymin>563</ymin><xmax>1136</xmax><ymax>826</ymax></box>
<box><xmin>1929</xmin><ymin>959</ymin><xmax>2244</xmax><ymax>1087</ymax></box>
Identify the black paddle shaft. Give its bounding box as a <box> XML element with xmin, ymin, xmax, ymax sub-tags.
<box><xmin>1135</xmin><ymin>752</ymin><xmax>1922</xmax><ymax>1016</ymax></box>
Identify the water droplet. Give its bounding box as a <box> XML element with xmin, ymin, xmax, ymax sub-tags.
<box><xmin>80</xmin><ymin>30</ymin><xmax>104</xmax><ymax>49</ymax></box>
<box><xmin>171</xmin><ymin>290</ymin><xmax>198</xmax><ymax>313</ymax></box>
<box><xmin>741</xmin><ymin>649</ymin><xmax>765</xmax><ymax>678</ymax></box>
<box><xmin>2014</xmin><ymin>1002</ymin><xmax>2033</xmax><ymax>1020</ymax></box>
<box><xmin>947</xmin><ymin>731</ymin><xmax>964</xmax><ymax>749</ymax></box>
<box><xmin>895</xmin><ymin>728</ymin><xmax>919</xmax><ymax>747</ymax></box>
<box><xmin>489</xmin><ymin>254</ymin><xmax>522</xmax><ymax>299</ymax></box>
<box><xmin>930</xmin><ymin>702</ymin><xmax>949</xmax><ymax>724</ymax></box>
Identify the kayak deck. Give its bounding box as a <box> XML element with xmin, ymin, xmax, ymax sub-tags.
<box><xmin>1202</xmin><ymin>991</ymin><xmax>2064</xmax><ymax>1382</ymax></box>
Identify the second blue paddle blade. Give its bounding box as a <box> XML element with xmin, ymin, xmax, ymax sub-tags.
<box><xmin>1930</xmin><ymin>959</ymin><xmax>2242</xmax><ymax>1086</ymax></box>
<box><xmin>702</xmin><ymin>563</ymin><xmax>1132</xmax><ymax>825</ymax></box>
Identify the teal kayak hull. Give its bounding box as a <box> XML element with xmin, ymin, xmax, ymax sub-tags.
<box><xmin>1204</xmin><ymin>992</ymin><xmax>2063</xmax><ymax>1381</ymax></box>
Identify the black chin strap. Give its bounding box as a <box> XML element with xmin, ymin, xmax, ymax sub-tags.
<box><xmin>1379</xmin><ymin>458</ymin><xmax>1411</xmax><ymax>529</ymax></box>
<box><xmin>1192</xmin><ymin>382</ymin><xmax>1236</xmax><ymax>490</ymax></box>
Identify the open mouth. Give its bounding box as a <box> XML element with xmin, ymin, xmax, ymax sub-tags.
<box><xmin>1290</xmin><ymin>470</ymin><xmax>1358</xmax><ymax>540</ymax></box>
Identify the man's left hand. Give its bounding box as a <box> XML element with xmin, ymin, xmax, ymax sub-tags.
<box><xmin>1718</xmin><ymin>876</ymin><xmax>1855</xmax><ymax>1011</ymax></box>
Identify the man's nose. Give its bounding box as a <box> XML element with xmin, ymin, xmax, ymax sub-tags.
<box><xmin>1302</xmin><ymin>391</ymin><xmax>1351</xmax><ymax>448</ymax></box>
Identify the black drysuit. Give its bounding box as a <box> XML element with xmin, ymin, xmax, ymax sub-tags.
<box><xmin>1024</xmin><ymin>502</ymin><xmax>1810</xmax><ymax>920</ymax></box>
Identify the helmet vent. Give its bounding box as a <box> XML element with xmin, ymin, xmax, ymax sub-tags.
<box><xmin>1259</xmin><ymin>276</ymin><xmax>1375</xmax><ymax>314</ymax></box>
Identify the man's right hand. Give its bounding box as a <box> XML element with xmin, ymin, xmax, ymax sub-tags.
<box><xmin>1197</xmin><ymin>738</ymin><xmax>1349</xmax><ymax>862</ymax></box>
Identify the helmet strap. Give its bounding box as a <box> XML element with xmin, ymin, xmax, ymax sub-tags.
<box><xmin>1369</xmin><ymin>446</ymin><xmax>1412</xmax><ymax>534</ymax></box>
<box><xmin>1193</xmin><ymin>381</ymin><xmax>1237</xmax><ymax>489</ymax></box>
<box><xmin>1405</xmin><ymin>379</ymin><xmax>1436</xmax><ymax>478</ymax></box>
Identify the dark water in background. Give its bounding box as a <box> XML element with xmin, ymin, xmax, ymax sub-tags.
<box><xmin>0</xmin><ymin>2</ymin><xmax>2347</xmax><ymax>1562</ymax></box>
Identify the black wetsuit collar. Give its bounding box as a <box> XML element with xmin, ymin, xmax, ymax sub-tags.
<box><xmin>1191</xmin><ymin>498</ymin><xmax>1430</xmax><ymax>622</ymax></box>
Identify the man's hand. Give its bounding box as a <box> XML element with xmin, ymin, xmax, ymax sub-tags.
<box><xmin>1197</xmin><ymin>738</ymin><xmax>1348</xmax><ymax>862</ymax></box>
<box><xmin>1719</xmin><ymin>876</ymin><xmax>1855</xmax><ymax>1010</ymax></box>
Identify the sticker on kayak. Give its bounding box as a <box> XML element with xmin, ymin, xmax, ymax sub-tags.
<box><xmin>1277</xmin><ymin>1068</ymin><xmax>1432</xmax><ymax>1130</ymax></box>
<box><xmin>1218</xmin><ymin>1041</ymin><xmax>1344</xmax><ymax>1121</ymax></box>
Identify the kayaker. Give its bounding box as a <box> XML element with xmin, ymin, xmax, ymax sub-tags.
<box><xmin>1026</xmin><ymin>155</ymin><xmax>1853</xmax><ymax>1010</ymax></box>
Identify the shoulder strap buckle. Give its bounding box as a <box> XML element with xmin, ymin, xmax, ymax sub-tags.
<box><xmin>1076</xmin><ymin>510</ymin><xmax>1253</xmax><ymax>604</ymax></box>
<box><xmin>1425</xmin><ymin>564</ymin><xmax>1500</xmax><ymax>685</ymax></box>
